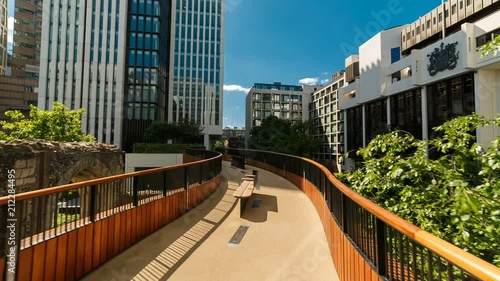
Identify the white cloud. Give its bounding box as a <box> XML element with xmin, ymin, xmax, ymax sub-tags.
<box><xmin>298</xmin><ymin>77</ymin><xmax>319</xmax><ymax>85</ymax></box>
<box><xmin>7</xmin><ymin>17</ymin><xmax>14</xmax><ymax>44</ymax></box>
<box><xmin>321</xmin><ymin>79</ymin><xmax>330</xmax><ymax>84</ymax></box>
<box><xmin>223</xmin><ymin>84</ymin><xmax>251</xmax><ymax>93</ymax></box>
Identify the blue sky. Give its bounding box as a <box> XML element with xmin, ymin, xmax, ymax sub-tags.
<box><xmin>222</xmin><ymin>0</ymin><xmax>442</xmax><ymax>128</ymax></box>
<box><xmin>6</xmin><ymin>0</ymin><xmax>442</xmax><ymax>129</ymax></box>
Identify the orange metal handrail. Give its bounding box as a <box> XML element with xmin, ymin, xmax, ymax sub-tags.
<box><xmin>0</xmin><ymin>152</ymin><xmax>221</xmax><ymax>204</ymax></box>
<box><xmin>226</xmin><ymin>148</ymin><xmax>500</xmax><ymax>281</ymax></box>
<box><xmin>300</xmin><ymin>156</ymin><xmax>500</xmax><ymax>281</ymax></box>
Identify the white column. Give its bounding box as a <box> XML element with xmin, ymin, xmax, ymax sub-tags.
<box><xmin>386</xmin><ymin>97</ymin><xmax>391</xmax><ymax>128</ymax></box>
<box><xmin>421</xmin><ymin>87</ymin><xmax>429</xmax><ymax>140</ymax></box>
<box><xmin>204</xmin><ymin>134</ymin><xmax>210</xmax><ymax>149</ymax></box>
<box><xmin>362</xmin><ymin>104</ymin><xmax>366</xmax><ymax>148</ymax></box>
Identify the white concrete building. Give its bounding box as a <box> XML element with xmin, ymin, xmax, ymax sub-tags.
<box><xmin>245</xmin><ymin>82</ymin><xmax>316</xmax><ymax>143</ymax></box>
<box><xmin>339</xmin><ymin>1</ymin><xmax>500</xmax><ymax>163</ymax></box>
<box><xmin>38</xmin><ymin>0</ymin><xmax>128</xmax><ymax>146</ymax></box>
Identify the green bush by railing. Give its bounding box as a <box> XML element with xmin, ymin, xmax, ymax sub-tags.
<box><xmin>132</xmin><ymin>143</ymin><xmax>203</xmax><ymax>153</ymax></box>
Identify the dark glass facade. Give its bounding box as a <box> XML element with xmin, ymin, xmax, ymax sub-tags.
<box><xmin>390</xmin><ymin>89</ymin><xmax>422</xmax><ymax>139</ymax></box>
<box><xmin>123</xmin><ymin>0</ymin><xmax>170</xmax><ymax>151</ymax></box>
<box><xmin>346</xmin><ymin>105</ymin><xmax>363</xmax><ymax>153</ymax></box>
<box><xmin>365</xmin><ymin>99</ymin><xmax>388</xmax><ymax>142</ymax></box>
<box><xmin>427</xmin><ymin>73</ymin><xmax>475</xmax><ymax>139</ymax></box>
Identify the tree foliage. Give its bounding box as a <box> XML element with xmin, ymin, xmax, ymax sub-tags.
<box><xmin>247</xmin><ymin>116</ymin><xmax>322</xmax><ymax>158</ymax></box>
<box><xmin>336</xmin><ymin>114</ymin><xmax>500</xmax><ymax>266</ymax></box>
<box><xmin>478</xmin><ymin>34</ymin><xmax>500</xmax><ymax>57</ymax></box>
<box><xmin>0</xmin><ymin>102</ymin><xmax>95</xmax><ymax>142</ymax></box>
<box><xmin>143</xmin><ymin>121</ymin><xmax>203</xmax><ymax>144</ymax></box>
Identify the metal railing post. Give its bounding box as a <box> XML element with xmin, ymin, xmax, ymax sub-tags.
<box><xmin>133</xmin><ymin>176</ymin><xmax>139</xmax><ymax>207</ymax></box>
<box><xmin>199</xmin><ymin>163</ymin><xmax>203</xmax><ymax>184</ymax></box>
<box><xmin>341</xmin><ymin>193</ymin><xmax>347</xmax><ymax>231</ymax></box>
<box><xmin>376</xmin><ymin>218</ymin><xmax>387</xmax><ymax>277</ymax></box>
<box><xmin>89</xmin><ymin>185</ymin><xmax>97</xmax><ymax>222</ymax></box>
<box><xmin>163</xmin><ymin>171</ymin><xmax>167</xmax><ymax>197</ymax></box>
<box><xmin>185</xmin><ymin>166</ymin><xmax>189</xmax><ymax>212</ymax></box>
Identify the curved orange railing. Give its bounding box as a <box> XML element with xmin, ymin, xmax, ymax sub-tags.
<box><xmin>301</xmin><ymin>157</ymin><xmax>500</xmax><ymax>281</ymax></box>
<box><xmin>227</xmin><ymin>148</ymin><xmax>500</xmax><ymax>281</ymax></box>
<box><xmin>0</xmin><ymin>149</ymin><xmax>222</xmax><ymax>281</ymax></box>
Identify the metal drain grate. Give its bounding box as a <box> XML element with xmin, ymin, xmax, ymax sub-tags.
<box><xmin>228</xmin><ymin>225</ymin><xmax>249</xmax><ymax>247</ymax></box>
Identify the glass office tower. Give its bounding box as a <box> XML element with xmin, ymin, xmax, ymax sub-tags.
<box><xmin>122</xmin><ymin>0</ymin><xmax>170</xmax><ymax>151</ymax></box>
<box><xmin>169</xmin><ymin>0</ymin><xmax>225</xmax><ymax>146</ymax></box>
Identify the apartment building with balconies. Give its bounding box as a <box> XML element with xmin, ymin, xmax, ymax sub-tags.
<box><xmin>245</xmin><ymin>82</ymin><xmax>315</xmax><ymax>143</ymax></box>
<box><xmin>309</xmin><ymin>71</ymin><xmax>346</xmax><ymax>168</ymax></box>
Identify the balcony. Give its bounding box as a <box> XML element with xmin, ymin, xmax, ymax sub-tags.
<box><xmin>1</xmin><ymin>148</ymin><xmax>499</xmax><ymax>281</ymax></box>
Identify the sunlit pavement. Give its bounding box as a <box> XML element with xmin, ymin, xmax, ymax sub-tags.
<box><xmin>82</xmin><ymin>161</ymin><xmax>339</xmax><ymax>281</ymax></box>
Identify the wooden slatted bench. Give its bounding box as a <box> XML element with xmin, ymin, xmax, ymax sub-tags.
<box><xmin>233</xmin><ymin>171</ymin><xmax>257</xmax><ymax>217</ymax></box>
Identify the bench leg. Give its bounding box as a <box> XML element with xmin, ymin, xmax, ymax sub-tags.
<box><xmin>240</xmin><ymin>197</ymin><xmax>249</xmax><ymax>217</ymax></box>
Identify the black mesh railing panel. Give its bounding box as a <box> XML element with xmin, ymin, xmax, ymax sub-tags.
<box><xmin>222</xmin><ymin>148</ymin><xmax>490</xmax><ymax>281</ymax></box>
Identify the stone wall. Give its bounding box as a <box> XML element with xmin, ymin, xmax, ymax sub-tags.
<box><xmin>0</xmin><ymin>139</ymin><xmax>124</xmax><ymax>197</ymax></box>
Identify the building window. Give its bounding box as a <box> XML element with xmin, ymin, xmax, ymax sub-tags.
<box><xmin>390</xmin><ymin>90</ymin><xmax>422</xmax><ymax>140</ymax></box>
<box><xmin>346</xmin><ymin>105</ymin><xmax>364</xmax><ymax>153</ymax></box>
<box><xmin>427</xmin><ymin>73</ymin><xmax>475</xmax><ymax>139</ymax></box>
<box><xmin>365</xmin><ymin>99</ymin><xmax>388</xmax><ymax>142</ymax></box>
<box><xmin>391</xmin><ymin>47</ymin><xmax>401</xmax><ymax>63</ymax></box>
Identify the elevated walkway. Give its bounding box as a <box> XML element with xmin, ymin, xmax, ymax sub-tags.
<box><xmin>83</xmin><ymin>161</ymin><xmax>339</xmax><ymax>281</ymax></box>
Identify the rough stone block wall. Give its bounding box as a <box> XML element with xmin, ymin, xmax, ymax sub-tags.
<box><xmin>0</xmin><ymin>139</ymin><xmax>125</xmax><ymax>197</ymax></box>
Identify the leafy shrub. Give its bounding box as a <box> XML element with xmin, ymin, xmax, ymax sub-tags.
<box><xmin>0</xmin><ymin>102</ymin><xmax>95</xmax><ymax>142</ymax></box>
<box><xmin>336</xmin><ymin>114</ymin><xmax>500</xmax><ymax>266</ymax></box>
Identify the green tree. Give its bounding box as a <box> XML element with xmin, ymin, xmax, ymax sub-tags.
<box><xmin>247</xmin><ymin>116</ymin><xmax>291</xmax><ymax>153</ymax></box>
<box><xmin>0</xmin><ymin>102</ymin><xmax>95</xmax><ymax>142</ymax></box>
<box><xmin>213</xmin><ymin>140</ymin><xmax>224</xmax><ymax>148</ymax></box>
<box><xmin>336</xmin><ymin>114</ymin><xmax>500</xmax><ymax>266</ymax></box>
<box><xmin>144</xmin><ymin>121</ymin><xmax>203</xmax><ymax>144</ymax></box>
<box><xmin>247</xmin><ymin>116</ymin><xmax>322</xmax><ymax>157</ymax></box>
<box><xmin>288</xmin><ymin>119</ymin><xmax>323</xmax><ymax>158</ymax></box>
<box><xmin>478</xmin><ymin>34</ymin><xmax>500</xmax><ymax>57</ymax></box>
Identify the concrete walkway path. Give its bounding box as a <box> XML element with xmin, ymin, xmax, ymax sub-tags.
<box><xmin>83</xmin><ymin>162</ymin><xmax>339</xmax><ymax>281</ymax></box>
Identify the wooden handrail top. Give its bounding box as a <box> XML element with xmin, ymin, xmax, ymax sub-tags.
<box><xmin>301</xmin><ymin>157</ymin><xmax>420</xmax><ymax>237</ymax></box>
<box><xmin>224</xmin><ymin>148</ymin><xmax>500</xmax><ymax>279</ymax></box>
<box><xmin>298</xmin><ymin>156</ymin><xmax>500</xmax><ymax>280</ymax></box>
<box><xmin>0</xmin><ymin>152</ymin><xmax>221</xmax><ymax>205</ymax></box>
